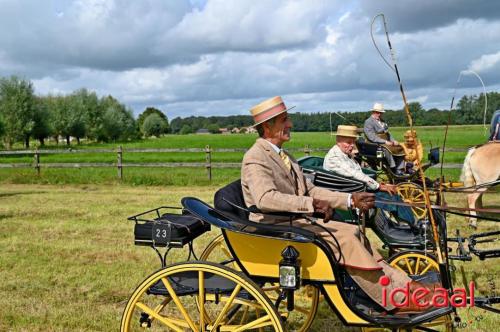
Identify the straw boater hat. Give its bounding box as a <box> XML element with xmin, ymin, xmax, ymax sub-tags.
<box><xmin>371</xmin><ymin>102</ymin><xmax>385</xmax><ymax>113</ymax></box>
<box><xmin>334</xmin><ymin>125</ymin><xmax>359</xmax><ymax>138</ymax></box>
<box><xmin>250</xmin><ymin>96</ymin><xmax>295</xmax><ymax>126</ymax></box>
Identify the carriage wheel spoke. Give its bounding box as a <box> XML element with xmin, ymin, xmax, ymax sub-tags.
<box><xmin>404</xmin><ymin>258</ymin><xmax>414</xmax><ymax>275</ymax></box>
<box><xmin>211</xmin><ymin>284</ymin><xmax>242</xmax><ymax>331</ymax></box>
<box><xmin>145</xmin><ymin>297</ymin><xmax>172</xmax><ymax>325</ymax></box>
<box><xmin>233</xmin><ymin>314</ymin><xmax>273</xmax><ymax>332</ymax></box>
<box><xmin>414</xmin><ymin>257</ymin><xmax>421</xmax><ymax>275</ymax></box>
<box><xmin>135</xmin><ymin>301</ymin><xmax>184</xmax><ymax>332</ymax></box>
<box><xmin>161</xmin><ymin>277</ymin><xmax>198</xmax><ymax>331</ymax></box>
<box><xmin>238</xmin><ymin>305</ymin><xmax>250</xmax><ymax>325</ymax></box>
<box><xmin>420</xmin><ymin>262</ymin><xmax>433</xmax><ymax>275</ymax></box>
<box><xmin>199</xmin><ymin>271</ymin><xmax>206</xmax><ymax>332</ymax></box>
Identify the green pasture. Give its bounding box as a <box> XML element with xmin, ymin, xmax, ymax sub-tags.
<box><xmin>0</xmin><ymin>125</ymin><xmax>490</xmax><ymax>185</ymax></box>
<box><xmin>0</xmin><ymin>184</ymin><xmax>498</xmax><ymax>331</ymax></box>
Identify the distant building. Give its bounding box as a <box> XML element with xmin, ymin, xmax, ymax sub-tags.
<box><xmin>245</xmin><ymin>126</ymin><xmax>257</xmax><ymax>134</ymax></box>
<box><xmin>196</xmin><ymin>128</ymin><xmax>211</xmax><ymax>134</ymax></box>
<box><xmin>219</xmin><ymin>128</ymin><xmax>230</xmax><ymax>134</ymax></box>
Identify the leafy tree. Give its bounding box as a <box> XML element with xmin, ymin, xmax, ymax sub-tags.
<box><xmin>70</xmin><ymin>88</ymin><xmax>100</xmax><ymax>142</ymax></box>
<box><xmin>32</xmin><ymin>97</ymin><xmax>53</xmax><ymax>146</ymax></box>
<box><xmin>170</xmin><ymin>117</ymin><xmax>183</xmax><ymax>134</ymax></box>
<box><xmin>49</xmin><ymin>95</ymin><xmax>75</xmax><ymax>146</ymax></box>
<box><xmin>138</xmin><ymin>107</ymin><xmax>169</xmax><ymax>134</ymax></box>
<box><xmin>100</xmin><ymin>96</ymin><xmax>137</xmax><ymax>141</ymax></box>
<box><xmin>207</xmin><ymin>123</ymin><xmax>219</xmax><ymax>134</ymax></box>
<box><xmin>0</xmin><ymin>114</ymin><xmax>5</xmax><ymax>142</ymax></box>
<box><xmin>179</xmin><ymin>124</ymin><xmax>192</xmax><ymax>135</ymax></box>
<box><xmin>142</xmin><ymin>113</ymin><xmax>166</xmax><ymax>137</ymax></box>
<box><xmin>0</xmin><ymin>76</ymin><xmax>36</xmax><ymax>148</ymax></box>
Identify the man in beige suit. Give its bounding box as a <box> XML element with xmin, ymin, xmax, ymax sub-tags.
<box><xmin>242</xmin><ymin>96</ymin><xmax>438</xmax><ymax>313</ymax></box>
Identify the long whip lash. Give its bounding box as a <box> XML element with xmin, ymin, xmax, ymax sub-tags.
<box><xmin>441</xmin><ymin>70</ymin><xmax>488</xmax><ymax>185</ymax></box>
<box><xmin>371</xmin><ymin>13</ymin><xmax>442</xmax><ymax>263</ymax></box>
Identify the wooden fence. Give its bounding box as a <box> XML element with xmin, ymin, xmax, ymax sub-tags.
<box><xmin>0</xmin><ymin>145</ymin><xmax>466</xmax><ymax>180</ymax></box>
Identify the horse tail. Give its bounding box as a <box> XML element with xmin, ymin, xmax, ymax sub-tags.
<box><xmin>460</xmin><ymin>147</ymin><xmax>476</xmax><ymax>187</ymax></box>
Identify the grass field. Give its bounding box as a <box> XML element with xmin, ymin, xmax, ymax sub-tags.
<box><xmin>0</xmin><ymin>125</ymin><xmax>489</xmax><ymax>186</ymax></box>
<box><xmin>0</xmin><ymin>184</ymin><xmax>498</xmax><ymax>331</ymax></box>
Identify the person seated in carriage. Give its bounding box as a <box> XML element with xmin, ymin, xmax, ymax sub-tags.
<box><xmin>400</xmin><ymin>129</ymin><xmax>424</xmax><ymax>173</ymax></box>
<box><xmin>242</xmin><ymin>96</ymin><xmax>440</xmax><ymax>313</ymax></box>
<box><xmin>489</xmin><ymin>109</ymin><xmax>500</xmax><ymax>141</ymax></box>
<box><xmin>323</xmin><ymin>125</ymin><xmax>398</xmax><ymax>195</ymax></box>
<box><xmin>364</xmin><ymin>102</ymin><xmax>406</xmax><ymax>175</ymax></box>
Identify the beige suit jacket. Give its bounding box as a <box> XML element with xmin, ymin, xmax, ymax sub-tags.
<box><xmin>242</xmin><ymin>138</ymin><xmax>348</xmax><ymax>223</ymax></box>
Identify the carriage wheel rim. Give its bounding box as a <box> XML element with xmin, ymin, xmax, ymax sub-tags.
<box><xmin>388</xmin><ymin>252</ymin><xmax>439</xmax><ymax>276</ymax></box>
<box><xmin>121</xmin><ymin>262</ymin><xmax>284</xmax><ymax>332</ymax></box>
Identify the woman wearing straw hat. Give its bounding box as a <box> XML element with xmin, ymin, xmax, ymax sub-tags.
<box><xmin>364</xmin><ymin>102</ymin><xmax>405</xmax><ymax>175</ymax></box>
<box><xmin>324</xmin><ymin>125</ymin><xmax>397</xmax><ymax>194</ymax></box>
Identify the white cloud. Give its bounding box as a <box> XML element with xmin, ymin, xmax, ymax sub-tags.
<box><xmin>469</xmin><ymin>51</ymin><xmax>500</xmax><ymax>73</ymax></box>
<box><xmin>0</xmin><ymin>0</ymin><xmax>498</xmax><ymax>118</ymax></box>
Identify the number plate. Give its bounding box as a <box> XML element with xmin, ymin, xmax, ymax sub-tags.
<box><xmin>151</xmin><ymin>223</ymin><xmax>171</xmax><ymax>245</ymax></box>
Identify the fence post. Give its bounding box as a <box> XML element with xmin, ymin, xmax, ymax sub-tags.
<box><xmin>304</xmin><ymin>144</ymin><xmax>311</xmax><ymax>156</ymax></box>
<box><xmin>34</xmin><ymin>148</ymin><xmax>40</xmax><ymax>176</ymax></box>
<box><xmin>117</xmin><ymin>145</ymin><xmax>123</xmax><ymax>180</ymax></box>
<box><xmin>205</xmin><ymin>144</ymin><xmax>212</xmax><ymax>181</ymax></box>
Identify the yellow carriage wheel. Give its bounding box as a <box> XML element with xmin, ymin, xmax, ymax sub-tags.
<box><xmin>121</xmin><ymin>261</ymin><xmax>284</xmax><ymax>332</ymax></box>
<box><xmin>387</xmin><ymin>251</ymin><xmax>439</xmax><ymax>276</ymax></box>
<box><xmin>396</xmin><ymin>183</ymin><xmax>427</xmax><ymax>220</ymax></box>
<box><xmin>200</xmin><ymin>234</ymin><xmax>319</xmax><ymax>332</ymax></box>
<box><xmin>361</xmin><ymin>252</ymin><xmax>452</xmax><ymax>332</ymax></box>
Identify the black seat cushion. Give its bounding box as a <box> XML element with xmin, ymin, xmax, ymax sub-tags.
<box><xmin>214</xmin><ymin>179</ymin><xmax>249</xmax><ymax>221</ymax></box>
<box><xmin>356</xmin><ymin>137</ymin><xmax>380</xmax><ymax>157</ymax></box>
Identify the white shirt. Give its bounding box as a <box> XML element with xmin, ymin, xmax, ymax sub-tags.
<box><xmin>323</xmin><ymin>145</ymin><xmax>380</xmax><ymax>191</ymax></box>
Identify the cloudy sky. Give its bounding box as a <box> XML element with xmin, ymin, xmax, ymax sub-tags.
<box><xmin>1</xmin><ymin>0</ymin><xmax>499</xmax><ymax>119</ymax></box>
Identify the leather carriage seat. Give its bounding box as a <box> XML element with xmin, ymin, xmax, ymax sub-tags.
<box><xmin>214</xmin><ymin>179</ymin><xmax>249</xmax><ymax>221</ymax></box>
<box><xmin>213</xmin><ymin>180</ymin><xmax>316</xmax><ymax>241</ymax></box>
<box><xmin>355</xmin><ymin>137</ymin><xmax>380</xmax><ymax>158</ymax></box>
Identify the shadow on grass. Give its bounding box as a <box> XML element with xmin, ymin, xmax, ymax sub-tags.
<box><xmin>0</xmin><ymin>213</ymin><xmax>14</xmax><ymax>220</ymax></box>
<box><xmin>0</xmin><ymin>191</ymin><xmax>47</xmax><ymax>198</ymax></box>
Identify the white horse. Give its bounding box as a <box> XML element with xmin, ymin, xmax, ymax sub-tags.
<box><xmin>460</xmin><ymin>142</ymin><xmax>500</xmax><ymax>227</ymax></box>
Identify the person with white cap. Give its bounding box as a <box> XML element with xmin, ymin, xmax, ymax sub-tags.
<box><xmin>241</xmin><ymin>96</ymin><xmax>438</xmax><ymax>314</ymax></box>
<box><xmin>489</xmin><ymin>109</ymin><xmax>500</xmax><ymax>141</ymax></box>
<box><xmin>323</xmin><ymin>125</ymin><xmax>397</xmax><ymax>194</ymax></box>
<box><xmin>364</xmin><ymin>102</ymin><xmax>405</xmax><ymax>175</ymax></box>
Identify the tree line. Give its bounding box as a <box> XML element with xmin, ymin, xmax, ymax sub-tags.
<box><xmin>0</xmin><ymin>76</ymin><xmax>169</xmax><ymax>149</ymax></box>
<box><xmin>169</xmin><ymin>92</ymin><xmax>500</xmax><ymax>134</ymax></box>
<box><xmin>0</xmin><ymin>75</ymin><xmax>498</xmax><ymax>149</ymax></box>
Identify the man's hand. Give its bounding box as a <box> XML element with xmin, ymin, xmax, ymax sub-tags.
<box><xmin>393</xmin><ymin>140</ymin><xmax>400</xmax><ymax>146</ymax></box>
<box><xmin>351</xmin><ymin>192</ymin><xmax>375</xmax><ymax>212</ymax></box>
<box><xmin>312</xmin><ymin>198</ymin><xmax>333</xmax><ymax>222</ymax></box>
<box><xmin>380</xmin><ymin>183</ymin><xmax>398</xmax><ymax>195</ymax></box>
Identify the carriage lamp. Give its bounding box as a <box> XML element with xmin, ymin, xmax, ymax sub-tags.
<box><xmin>376</xmin><ymin>146</ymin><xmax>384</xmax><ymax>160</ymax></box>
<box><xmin>279</xmin><ymin>246</ymin><xmax>301</xmax><ymax>290</ymax></box>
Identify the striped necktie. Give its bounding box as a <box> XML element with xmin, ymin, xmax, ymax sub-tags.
<box><xmin>279</xmin><ymin>150</ymin><xmax>292</xmax><ymax>171</ymax></box>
